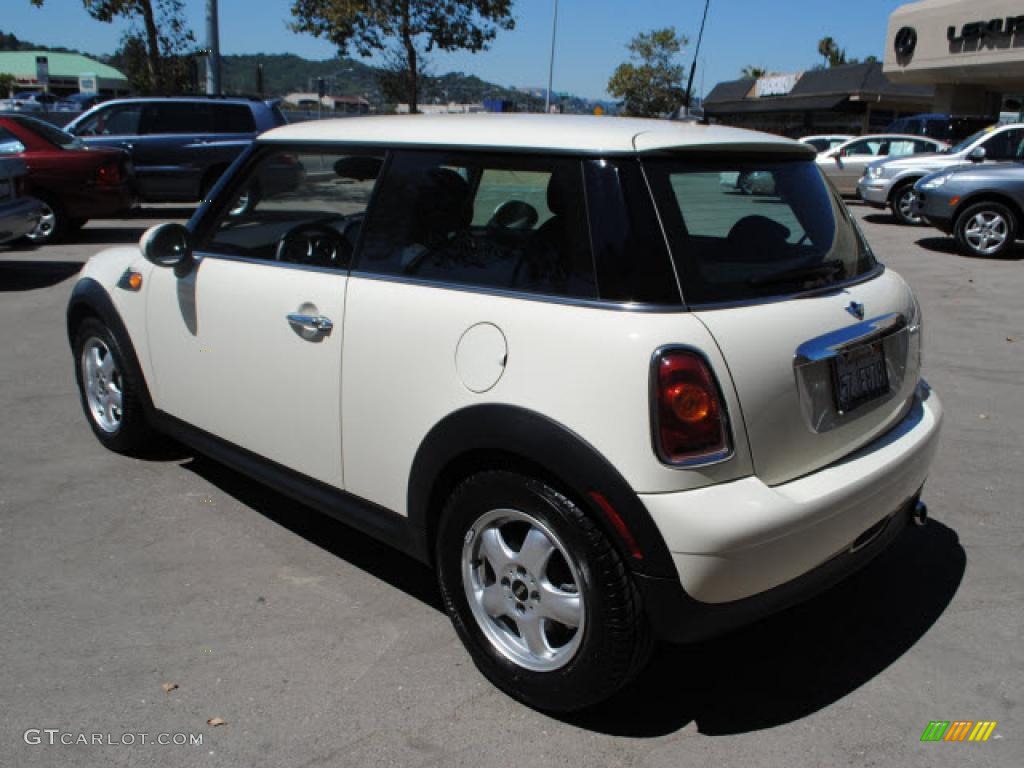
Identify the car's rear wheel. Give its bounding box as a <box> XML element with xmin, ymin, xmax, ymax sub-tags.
<box><xmin>437</xmin><ymin>470</ymin><xmax>651</xmax><ymax>712</ymax></box>
<box><xmin>890</xmin><ymin>182</ymin><xmax>923</xmax><ymax>226</ymax></box>
<box><xmin>955</xmin><ymin>201</ymin><xmax>1018</xmax><ymax>258</ymax></box>
<box><xmin>26</xmin><ymin>194</ymin><xmax>67</xmax><ymax>244</ymax></box>
<box><xmin>73</xmin><ymin>317</ymin><xmax>158</xmax><ymax>454</ymax></box>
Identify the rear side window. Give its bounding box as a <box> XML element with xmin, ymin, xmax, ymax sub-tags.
<box><xmin>357</xmin><ymin>150</ymin><xmax>597</xmax><ymax>300</ymax></box>
<box><xmin>213</xmin><ymin>104</ymin><xmax>256</xmax><ymax>133</ymax></box>
<box><xmin>141</xmin><ymin>103</ymin><xmax>213</xmax><ymax>134</ymax></box>
<box><xmin>645</xmin><ymin>158</ymin><xmax>876</xmax><ymax>306</ymax></box>
<box><xmin>980</xmin><ymin>128</ymin><xmax>1024</xmax><ymax>160</ymax></box>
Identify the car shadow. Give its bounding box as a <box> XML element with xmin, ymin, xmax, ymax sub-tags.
<box><xmin>172</xmin><ymin>451</ymin><xmax>963</xmax><ymax>737</ymax></box>
<box><xmin>916</xmin><ymin>236</ymin><xmax>1024</xmax><ymax>261</ymax></box>
<box><xmin>0</xmin><ymin>260</ymin><xmax>82</xmax><ymax>291</ymax></box>
<box><xmin>179</xmin><ymin>454</ymin><xmax>444</xmax><ymax>612</ymax></box>
<box><xmin>130</xmin><ymin>206</ymin><xmax>196</xmax><ymax>220</ymax></box>
<box><xmin>563</xmin><ymin>519</ymin><xmax>965</xmax><ymax>737</ymax></box>
<box><xmin>862</xmin><ymin>213</ymin><xmax>901</xmax><ymax>226</ymax></box>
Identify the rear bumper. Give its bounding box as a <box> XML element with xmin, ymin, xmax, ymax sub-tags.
<box><xmin>0</xmin><ymin>197</ymin><xmax>42</xmax><ymax>244</ymax></box>
<box><xmin>637</xmin><ymin>381</ymin><xmax>942</xmax><ymax>641</ymax></box>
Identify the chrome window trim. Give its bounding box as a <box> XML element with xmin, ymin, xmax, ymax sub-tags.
<box><xmin>648</xmin><ymin>344</ymin><xmax>736</xmax><ymax>469</ymax></box>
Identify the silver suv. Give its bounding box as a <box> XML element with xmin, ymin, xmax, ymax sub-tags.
<box><xmin>859</xmin><ymin>123</ymin><xmax>1024</xmax><ymax>225</ymax></box>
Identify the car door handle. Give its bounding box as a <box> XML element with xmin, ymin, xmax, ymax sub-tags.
<box><xmin>287</xmin><ymin>313</ymin><xmax>333</xmax><ymax>337</ymax></box>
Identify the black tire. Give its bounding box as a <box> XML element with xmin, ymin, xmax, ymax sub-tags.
<box><xmin>437</xmin><ymin>470</ymin><xmax>652</xmax><ymax>712</ymax></box>
<box><xmin>955</xmin><ymin>201</ymin><xmax>1019</xmax><ymax>258</ymax></box>
<box><xmin>890</xmin><ymin>182</ymin><xmax>924</xmax><ymax>226</ymax></box>
<box><xmin>25</xmin><ymin>193</ymin><xmax>68</xmax><ymax>245</ymax></box>
<box><xmin>72</xmin><ymin>317</ymin><xmax>160</xmax><ymax>454</ymax></box>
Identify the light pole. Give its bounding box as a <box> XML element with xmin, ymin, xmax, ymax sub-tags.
<box><xmin>545</xmin><ymin>0</ymin><xmax>558</xmax><ymax>113</ymax></box>
<box><xmin>206</xmin><ymin>0</ymin><xmax>222</xmax><ymax>95</ymax></box>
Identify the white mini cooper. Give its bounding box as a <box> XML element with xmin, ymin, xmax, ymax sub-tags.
<box><xmin>68</xmin><ymin>114</ymin><xmax>942</xmax><ymax>711</ymax></box>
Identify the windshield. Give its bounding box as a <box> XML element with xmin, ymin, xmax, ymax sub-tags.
<box><xmin>643</xmin><ymin>157</ymin><xmax>877</xmax><ymax>305</ymax></box>
<box><xmin>949</xmin><ymin>127</ymin><xmax>995</xmax><ymax>154</ymax></box>
<box><xmin>11</xmin><ymin>116</ymin><xmax>83</xmax><ymax>149</ymax></box>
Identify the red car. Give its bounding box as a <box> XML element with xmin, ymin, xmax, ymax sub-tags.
<box><xmin>0</xmin><ymin>114</ymin><xmax>135</xmax><ymax>244</ymax></box>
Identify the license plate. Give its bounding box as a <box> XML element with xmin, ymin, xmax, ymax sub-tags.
<box><xmin>831</xmin><ymin>340</ymin><xmax>889</xmax><ymax>414</ymax></box>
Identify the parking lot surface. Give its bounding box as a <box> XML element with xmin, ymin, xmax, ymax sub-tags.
<box><xmin>1</xmin><ymin>205</ymin><xmax>1021</xmax><ymax>767</ymax></box>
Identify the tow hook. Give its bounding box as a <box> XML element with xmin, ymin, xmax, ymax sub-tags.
<box><xmin>912</xmin><ymin>500</ymin><xmax>928</xmax><ymax>527</ymax></box>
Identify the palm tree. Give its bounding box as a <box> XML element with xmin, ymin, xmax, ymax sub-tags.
<box><xmin>741</xmin><ymin>66</ymin><xmax>766</xmax><ymax>79</ymax></box>
<box><xmin>817</xmin><ymin>36</ymin><xmax>847</xmax><ymax>68</ymax></box>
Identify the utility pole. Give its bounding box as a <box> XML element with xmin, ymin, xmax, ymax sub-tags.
<box><xmin>206</xmin><ymin>0</ymin><xmax>222</xmax><ymax>95</ymax></box>
<box><xmin>545</xmin><ymin>0</ymin><xmax>558</xmax><ymax>113</ymax></box>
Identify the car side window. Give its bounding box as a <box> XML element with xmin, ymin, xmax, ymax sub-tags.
<box><xmin>0</xmin><ymin>127</ymin><xmax>25</xmax><ymax>154</ymax></box>
<box><xmin>198</xmin><ymin>147</ymin><xmax>384</xmax><ymax>270</ymax></box>
<box><xmin>141</xmin><ymin>103</ymin><xmax>213</xmax><ymax>135</ymax></box>
<box><xmin>913</xmin><ymin>139</ymin><xmax>938</xmax><ymax>153</ymax></box>
<box><xmin>357</xmin><ymin>150</ymin><xmax>597</xmax><ymax>299</ymax></box>
<box><xmin>845</xmin><ymin>140</ymin><xmax>881</xmax><ymax>157</ymax></box>
<box><xmin>76</xmin><ymin>105</ymin><xmax>142</xmax><ymax>136</ymax></box>
<box><xmin>888</xmin><ymin>140</ymin><xmax>917</xmax><ymax>157</ymax></box>
<box><xmin>213</xmin><ymin>104</ymin><xmax>256</xmax><ymax>134</ymax></box>
<box><xmin>980</xmin><ymin>128</ymin><xmax>1024</xmax><ymax>160</ymax></box>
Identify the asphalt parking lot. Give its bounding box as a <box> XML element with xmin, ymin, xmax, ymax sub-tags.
<box><xmin>1</xmin><ymin>204</ymin><xmax>1021</xmax><ymax>768</ymax></box>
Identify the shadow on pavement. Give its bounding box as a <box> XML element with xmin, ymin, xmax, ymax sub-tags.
<box><xmin>72</xmin><ymin>227</ymin><xmax>150</xmax><ymax>245</ymax></box>
<box><xmin>130</xmin><ymin>207</ymin><xmax>196</xmax><ymax>220</ymax></box>
<box><xmin>916</xmin><ymin>236</ymin><xmax>1024</xmax><ymax>261</ymax></box>
<box><xmin>180</xmin><ymin>454</ymin><xmax>444</xmax><ymax>612</ymax></box>
<box><xmin>862</xmin><ymin>213</ymin><xmax>901</xmax><ymax>226</ymax></box>
<box><xmin>0</xmin><ymin>260</ymin><xmax>81</xmax><ymax>291</ymax></box>
<box><xmin>563</xmin><ymin>520</ymin><xmax>965</xmax><ymax>737</ymax></box>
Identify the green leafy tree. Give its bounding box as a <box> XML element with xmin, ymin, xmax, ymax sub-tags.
<box><xmin>817</xmin><ymin>36</ymin><xmax>847</xmax><ymax>68</ymax></box>
<box><xmin>0</xmin><ymin>73</ymin><xmax>16</xmax><ymax>98</ymax></box>
<box><xmin>29</xmin><ymin>0</ymin><xmax>195</xmax><ymax>94</ymax></box>
<box><xmin>289</xmin><ymin>0</ymin><xmax>515</xmax><ymax>114</ymax></box>
<box><xmin>607</xmin><ymin>27</ymin><xmax>688</xmax><ymax>117</ymax></box>
<box><xmin>741</xmin><ymin>65</ymin><xmax>766</xmax><ymax>79</ymax></box>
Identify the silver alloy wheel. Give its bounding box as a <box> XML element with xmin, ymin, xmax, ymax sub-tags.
<box><xmin>964</xmin><ymin>211</ymin><xmax>1009</xmax><ymax>255</ymax></box>
<box><xmin>27</xmin><ymin>202</ymin><xmax>56</xmax><ymax>242</ymax></box>
<box><xmin>81</xmin><ymin>337</ymin><xmax>124</xmax><ymax>433</ymax></box>
<box><xmin>896</xmin><ymin>187</ymin><xmax>922</xmax><ymax>224</ymax></box>
<box><xmin>462</xmin><ymin>508</ymin><xmax>585</xmax><ymax>673</ymax></box>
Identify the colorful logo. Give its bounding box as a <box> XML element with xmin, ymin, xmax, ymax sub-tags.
<box><xmin>921</xmin><ymin>721</ymin><xmax>997</xmax><ymax>742</ymax></box>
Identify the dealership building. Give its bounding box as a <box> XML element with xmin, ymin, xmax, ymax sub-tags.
<box><xmin>0</xmin><ymin>51</ymin><xmax>130</xmax><ymax>98</ymax></box>
<box><xmin>884</xmin><ymin>0</ymin><xmax>1024</xmax><ymax>117</ymax></box>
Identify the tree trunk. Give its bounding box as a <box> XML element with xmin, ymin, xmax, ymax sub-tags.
<box><xmin>401</xmin><ymin>1</ymin><xmax>417</xmax><ymax>114</ymax></box>
<box><xmin>139</xmin><ymin>0</ymin><xmax>163</xmax><ymax>94</ymax></box>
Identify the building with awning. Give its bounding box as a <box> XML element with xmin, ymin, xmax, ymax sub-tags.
<box><xmin>0</xmin><ymin>51</ymin><xmax>130</xmax><ymax>97</ymax></box>
<box><xmin>884</xmin><ymin>0</ymin><xmax>1024</xmax><ymax>117</ymax></box>
<box><xmin>703</xmin><ymin>61</ymin><xmax>934</xmax><ymax>137</ymax></box>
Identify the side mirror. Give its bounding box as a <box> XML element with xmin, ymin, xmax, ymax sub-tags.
<box><xmin>968</xmin><ymin>146</ymin><xmax>987</xmax><ymax>163</ymax></box>
<box><xmin>141</xmin><ymin>222</ymin><xmax>192</xmax><ymax>271</ymax></box>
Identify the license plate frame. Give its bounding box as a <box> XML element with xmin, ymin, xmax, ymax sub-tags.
<box><xmin>831</xmin><ymin>339</ymin><xmax>890</xmax><ymax>415</ymax></box>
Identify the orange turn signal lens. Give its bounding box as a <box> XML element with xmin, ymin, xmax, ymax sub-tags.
<box><xmin>948</xmin><ymin>196</ymin><xmax>960</xmax><ymax>207</ymax></box>
<box><xmin>127</xmin><ymin>272</ymin><xmax>143</xmax><ymax>291</ymax></box>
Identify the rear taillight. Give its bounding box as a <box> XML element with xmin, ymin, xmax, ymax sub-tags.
<box><xmin>652</xmin><ymin>348</ymin><xmax>730</xmax><ymax>465</ymax></box>
<box><xmin>95</xmin><ymin>162</ymin><xmax>123</xmax><ymax>186</ymax></box>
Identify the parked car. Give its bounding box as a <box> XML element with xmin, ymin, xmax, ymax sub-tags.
<box><xmin>817</xmin><ymin>134</ymin><xmax>948</xmax><ymax>197</ymax></box>
<box><xmin>56</xmin><ymin>93</ymin><xmax>104</xmax><ymax>113</ymax></box>
<box><xmin>859</xmin><ymin>123</ymin><xmax>1024</xmax><ymax>225</ymax></box>
<box><xmin>67</xmin><ymin>114</ymin><xmax>941</xmax><ymax>712</ymax></box>
<box><xmin>0</xmin><ymin>90</ymin><xmax>61</xmax><ymax>113</ymax></box>
<box><xmin>886</xmin><ymin>113</ymin><xmax>993</xmax><ymax>144</ymax></box>
<box><xmin>0</xmin><ymin>156</ymin><xmax>41</xmax><ymax>244</ymax></box>
<box><xmin>799</xmin><ymin>134</ymin><xmax>853</xmax><ymax>152</ymax></box>
<box><xmin>64</xmin><ymin>97</ymin><xmax>288</xmax><ymax>203</ymax></box>
<box><xmin>914</xmin><ymin>162</ymin><xmax>1024</xmax><ymax>258</ymax></box>
<box><xmin>0</xmin><ymin>114</ymin><xmax>135</xmax><ymax>243</ymax></box>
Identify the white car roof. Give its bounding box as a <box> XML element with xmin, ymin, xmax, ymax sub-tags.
<box><xmin>260</xmin><ymin>113</ymin><xmax>812</xmax><ymax>156</ymax></box>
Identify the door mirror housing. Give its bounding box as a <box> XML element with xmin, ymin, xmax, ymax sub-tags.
<box><xmin>141</xmin><ymin>222</ymin><xmax>193</xmax><ymax>272</ymax></box>
<box><xmin>968</xmin><ymin>146</ymin><xmax>987</xmax><ymax>163</ymax></box>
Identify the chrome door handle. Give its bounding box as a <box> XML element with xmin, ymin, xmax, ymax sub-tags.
<box><xmin>287</xmin><ymin>313</ymin><xmax>333</xmax><ymax>337</ymax></box>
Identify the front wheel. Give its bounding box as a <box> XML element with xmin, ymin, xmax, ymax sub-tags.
<box><xmin>891</xmin><ymin>183</ymin><xmax>924</xmax><ymax>226</ymax></box>
<box><xmin>437</xmin><ymin>471</ymin><xmax>651</xmax><ymax>712</ymax></box>
<box><xmin>955</xmin><ymin>201</ymin><xmax>1018</xmax><ymax>258</ymax></box>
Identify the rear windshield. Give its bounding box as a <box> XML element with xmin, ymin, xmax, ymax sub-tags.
<box><xmin>643</xmin><ymin>157</ymin><xmax>877</xmax><ymax>305</ymax></box>
<box><xmin>10</xmin><ymin>115</ymin><xmax>82</xmax><ymax>148</ymax></box>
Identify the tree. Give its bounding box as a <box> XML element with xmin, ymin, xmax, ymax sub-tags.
<box><xmin>29</xmin><ymin>1</ymin><xmax>195</xmax><ymax>94</ymax></box>
<box><xmin>0</xmin><ymin>73</ymin><xmax>16</xmax><ymax>98</ymax></box>
<box><xmin>741</xmin><ymin>65</ymin><xmax>766</xmax><ymax>79</ymax></box>
<box><xmin>289</xmin><ymin>1</ymin><xmax>515</xmax><ymax>114</ymax></box>
<box><xmin>607</xmin><ymin>27</ymin><xmax>688</xmax><ymax>117</ymax></box>
<box><xmin>817</xmin><ymin>36</ymin><xmax>847</xmax><ymax>68</ymax></box>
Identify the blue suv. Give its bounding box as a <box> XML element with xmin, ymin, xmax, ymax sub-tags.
<box><xmin>64</xmin><ymin>97</ymin><xmax>287</xmax><ymax>203</ymax></box>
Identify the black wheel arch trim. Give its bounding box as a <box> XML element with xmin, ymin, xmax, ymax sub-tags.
<box><xmin>66</xmin><ymin>277</ymin><xmax>155</xmax><ymax>415</ymax></box>
<box><xmin>407</xmin><ymin>404</ymin><xmax>677</xmax><ymax>578</ymax></box>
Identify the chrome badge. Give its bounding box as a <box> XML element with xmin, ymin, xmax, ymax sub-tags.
<box><xmin>846</xmin><ymin>301</ymin><xmax>865</xmax><ymax>320</ymax></box>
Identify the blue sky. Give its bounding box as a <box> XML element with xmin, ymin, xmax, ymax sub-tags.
<box><xmin>7</xmin><ymin>0</ymin><xmax>909</xmax><ymax>99</ymax></box>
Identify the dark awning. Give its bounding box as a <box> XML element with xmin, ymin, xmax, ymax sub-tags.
<box><xmin>703</xmin><ymin>94</ymin><xmax>849</xmax><ymax>115</ymax></box>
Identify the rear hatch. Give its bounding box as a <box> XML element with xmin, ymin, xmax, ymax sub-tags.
<box><xmin>643</xmin><ymin>154</ymin><xmax>922</xmax><ymax>485</ymax></box>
